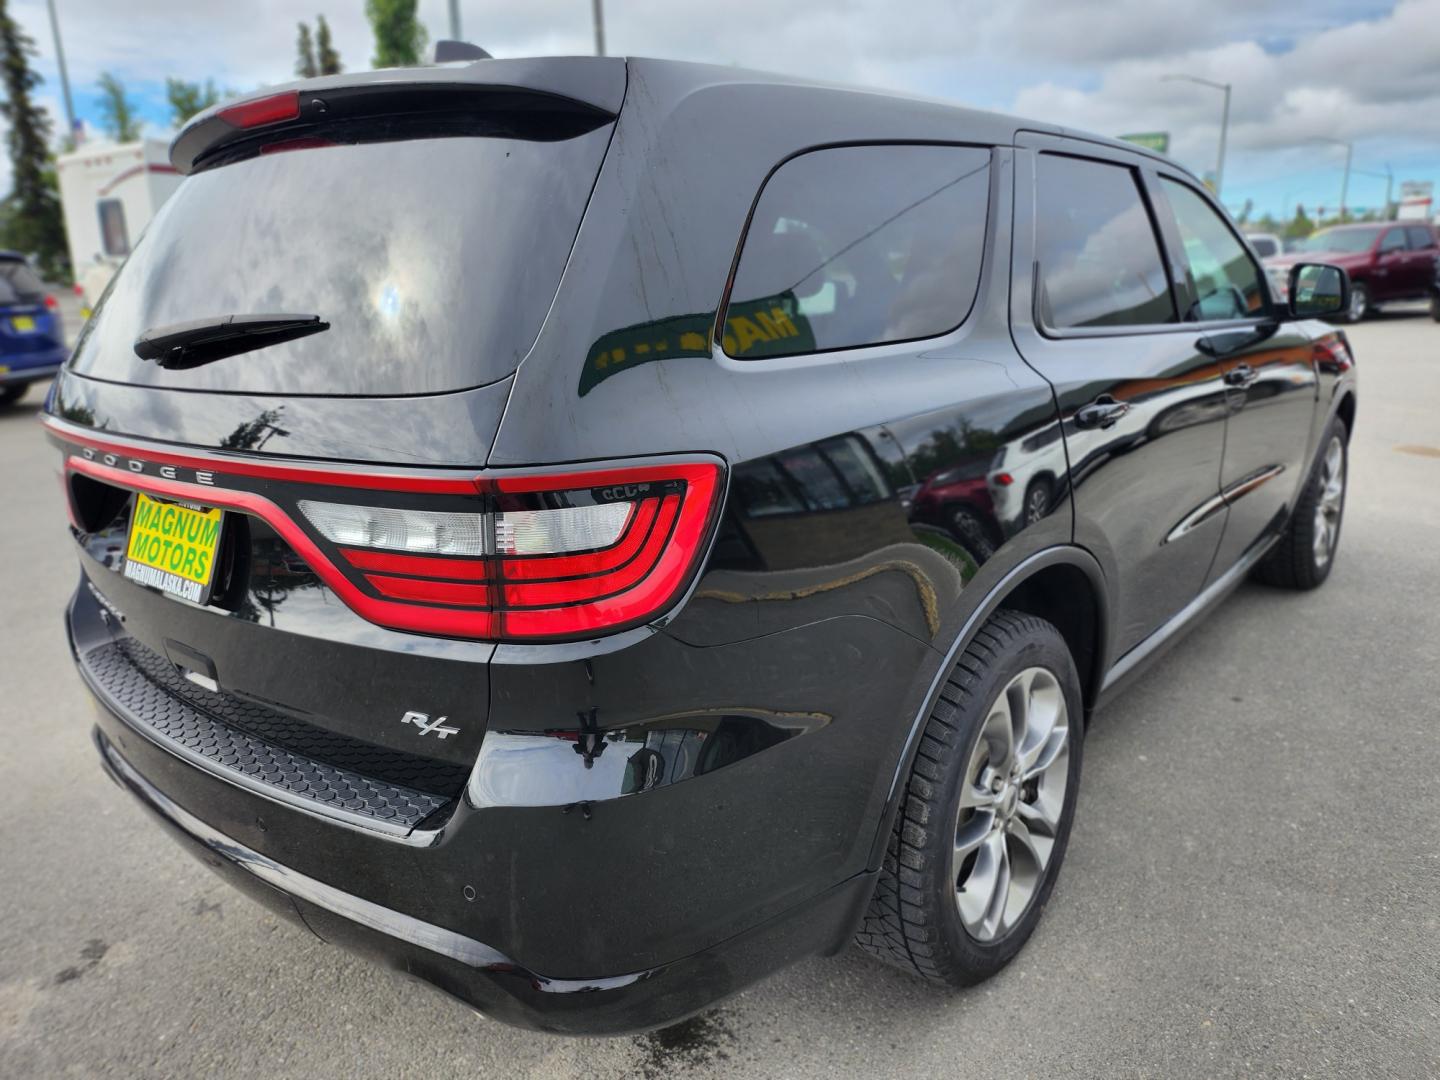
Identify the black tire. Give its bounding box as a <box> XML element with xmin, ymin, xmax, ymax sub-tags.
<box><xmin>951</xmin><ymin>506</ymin><xmax>995</xmax><ymax>561</ymax></box>
<box><xmin>856</xmin><ymin>609</ymin><xmax>1083</xmax><ymax>986</ymax></box>
<box><xmin>0</xmin><ymin>384</ymin><xmax>26</xmax><ymax>407</ymax></box>
<box><xmin>1429</xmin><ymin>291</ymin><xmax>1440</xmax><ymax>323</ymax></box>
<box><xmin>1253</xmin><ymin>416</ymin><xmax>1348</xmax><ymax>590</ymax></box>
<box><xmin>1341</xmin><ymin>282</ymin><xmax>1370</xmax><ymax>324</ymax></box>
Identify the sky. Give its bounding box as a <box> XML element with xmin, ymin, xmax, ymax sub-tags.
<box><xmin>4</xmin><ymin>0</ymin><xmax>1439</xmax><ymax>222</ymax></box>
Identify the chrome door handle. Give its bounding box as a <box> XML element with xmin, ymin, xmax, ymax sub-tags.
<box><xmin>1074</xmin><ymin>395</ymin><xmax>1131</xmax><ymax>430</ymax></box>
<box><xmin>1223</xmin><ymin>364</ymin><xmax>1258</xmax><ymax>388</ymax></box>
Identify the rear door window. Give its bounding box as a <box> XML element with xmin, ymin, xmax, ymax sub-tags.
<box><xmin>0</xmin><ymin>258</ymin><xmax>45</xmax><ymax>304</ymax></box>
<box><xmin>1379</xmin><ymin>228</ymin><xmax>1408</xmax><ymax>253</ymax></box>
<box><xmin>722</xmin><ymin>144</ymin><xmax>991</xmax><ymax>359</ymax></box>
<box><xmin>1034</xmin><ymin>155</ymin><xmax>1176</xmax><ymax>329</ymax></box>
<box><xmin>1159</xmin><ymin>178</ymin><xmax>1267</xmax><ymax>321</ymax></box>
<box><xmin>1406</xmin><ymin>226</ymin><xmax>1436</xmax><ymax>250</ymax></box>
<box><xmin>70</xmin><ymin>118</ymin><xmax>614</xmax><ymax>396</ymax></box>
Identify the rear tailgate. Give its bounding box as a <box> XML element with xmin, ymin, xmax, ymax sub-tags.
<box><xmin>49</xmin><ymin>61</ymin><xmax>625</xmax><ymax>827</ymax></box>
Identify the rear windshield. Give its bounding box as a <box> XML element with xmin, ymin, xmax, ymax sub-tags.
<box><xmin>0</xmin><ymin>258</ymin><xmax>45</xmax><ymax>304</ymax></box>
<box><xmin>69</xmin><ymin>124</ymin><xmax>613</xmax><ymax>396</ymax></box>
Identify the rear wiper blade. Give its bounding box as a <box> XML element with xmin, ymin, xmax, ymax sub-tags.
<box><xmin>133</xmin><ymin>313</ymin><xmax>329</xmax><ymax>370</ymax></box>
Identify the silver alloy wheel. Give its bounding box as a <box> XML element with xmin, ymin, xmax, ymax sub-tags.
<box><xmin>1313</xmin><ymin>434</ymin><xmax>1346</xmax><ymax>569</ymax></box>
<box><xmin>1025</xmin><ymin>485</ymin><xmax>1048</xmax><ymax>525</ymax></box>
<box><xmin>1348</xmin><ymin>285</ymin><xmax>1368</xmax><ymax>323</ymax></box>
<box><xmin>952</xmin><ymin>666</ymin><xmax>1070</xmax><ymax>942</ymax></box>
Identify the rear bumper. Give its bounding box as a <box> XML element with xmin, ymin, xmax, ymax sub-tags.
<box><xmin>0</xmin><ymin>354</ymin><xmax>63</xmax><ymax>384</ymax></box>
<box><xmin>92</xmin><ymin>724</ymin><xmax>872</xmax><ymax>1034</ymax></box>
<box><xmin>66</xmin><ymin>576</ymin><xmax>886</xmax><ymax>1034</ymax></box>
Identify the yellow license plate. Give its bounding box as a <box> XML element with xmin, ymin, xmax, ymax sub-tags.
<box><xmin>123</xmin><ymin>493</ymin><xmax>223</xmax><ymax>603</ymax></box>
<box><xmin>11</xmin><ymin>315</ymin><xmax>36</xmax><ymax>332</ymax></box>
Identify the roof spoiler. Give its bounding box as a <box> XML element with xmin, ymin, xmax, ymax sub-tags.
<box><xmin>170</xmin><ymin>56</ymin><xmax>626</xmax><ymax>174</ymax></box>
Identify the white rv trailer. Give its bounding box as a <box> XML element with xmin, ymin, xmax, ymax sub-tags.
<box><xmin>56</xmin><ymin>138</ymin><xmax>183</xmax><ymax>313</ymax></box>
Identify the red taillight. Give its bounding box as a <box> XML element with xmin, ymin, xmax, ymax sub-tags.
<box><xmin>993</xmin><ymin>472</ymin><xmax>1014</xmax><ymax>486</ymax></box>
<box><xmin>319</xmin><ymin>460</ymin><xmax>723</xmax><ymax>643</ymax></box>
<box><xmin>1313</xmin><ymin>333</ymin><xmax>1354</xmax><ymax>373</ymax></box>
<box><xmin>43</xmin><ymin>294</ymin><xmax>58</xmax><ymax>310</ymax></box>
<box><xmin>218</xmin><ymin>91</ymin><xmax>300</xmax><ymax>130</ymax></box>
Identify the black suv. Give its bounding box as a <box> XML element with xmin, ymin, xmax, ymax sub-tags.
<box><xmin>47</xmin><ymin>57</ymin><xmax>1357</xmax><ymax>1035</ymax></box>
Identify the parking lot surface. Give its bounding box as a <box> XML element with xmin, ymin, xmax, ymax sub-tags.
<box><xmin>1</xmin><ymin>312</ymin><xmax>1437</xmax><ymax>1079</ymax></box>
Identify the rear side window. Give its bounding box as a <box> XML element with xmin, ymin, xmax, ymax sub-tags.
<box><xmin>1406</xmin><ymin>226</ymin><xmax>1436</xmax><ymax>250</ymax></box>
<box><xmin>0</xmin><ymin>258</ymin><xmax>45</xmax><ymax>302</ymax></box>
<box><xmin>1249</xmin><ymin>236</ymin><xmax>1278</xmax><ymax>258</ymax></box>
<box><xmin>70</xmin><ymin>121</ymin><xmax>614</xmax><ymax>396</ymax></box>
<box><xmin>1035</xmin><ymin>155</ymin><xmax>1175</xmax><ymax>329</ymax></box>
<box><xmin>1160</xmin><ymin>178</ymin><xmax>1266</xmax><ymax>321</ymax></box>
<box><xmin>722</xmin><ymin>144</ymin><xmax>991</xmax><ymax>359</ymax></box>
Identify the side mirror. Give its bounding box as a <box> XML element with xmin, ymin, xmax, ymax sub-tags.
<box><xmin>1288</xmin><ymin>263</ymin><xmax>1349</xmax><ymax>320</ymax></box>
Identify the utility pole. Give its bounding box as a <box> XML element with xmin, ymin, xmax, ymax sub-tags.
<box><xmin>1339</xmin><ymin>141</ymin><xmax>1352</xmax><ymax>219</ymax></box>
<box><xmin>45</xmin><ymin>0</ymin><xmax>77</xmax><ymax>143</ymax></box>
<box><xmin>1162</xmin><ymin>74</ymin><xmax>1232</xmax><ymax>197</ymax></box>
<box><xmin>592</xmin><ymin>0</ymin><xmax>606</xmax><ymax>56</ymax></box>
<box><xmin>1314</xmin><ymin>138</ymin><xmax>1354</xmax><ymax>220</ymax></box>
<box><xmin>447</xmin><ymin>0</ymin><xmax>461</xmax><ymax>41</ymax></box>
<box><xmin>1353</xmin><ymin>164</ymin><xmax>1395</xmax><ymax>220</ymax></box>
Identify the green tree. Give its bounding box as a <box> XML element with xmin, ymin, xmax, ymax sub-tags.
<box><xmin>96</xmin><ymin>71</ymin><xmax>141</xmax><ymax>142</ymax></box>
<box><xmin>316</xmin><ymin>15</ymin><xmax>342</xmax><ymax>75</ymax></box>
<box><xmin>0</xmin><ymin>0</ymin><xmax>67</xmax><ymax>280</ymax></box>
<box><xmin>296</xmin><ymin>21</ymin><xmax>318</xmax><ymax>78</ymax></box>
<box><xmin>1284</xmin><ymin>205</ymin><xmax>1315</xmax><ymax>241</ymax></box>
<box><xmin>366</xmin><ymin>0</ymin><xmax>426</xmax><ymax>68</ymax></box>
<box><xmin>165</xmin><ymin>77</ymin><xmax>220</xmax><ymax>126</ymax></box>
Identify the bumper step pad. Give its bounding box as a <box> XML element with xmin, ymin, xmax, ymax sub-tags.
<box><xmin>80</xmin><ymin>638</ymin><xmax>451</xmax><ymax>835</ymax></box>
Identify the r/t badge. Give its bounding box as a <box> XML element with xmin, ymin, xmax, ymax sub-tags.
<box><xmin>400</xmin><ymin>710</ymin><xmax>460</xmax><ymax>739</ymax></box>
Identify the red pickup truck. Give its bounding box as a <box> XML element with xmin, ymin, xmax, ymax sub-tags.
<box><xmin>1266</xmin><ymin>222</ymin><xmax>1439</xmax><ymax>323</ymax></box>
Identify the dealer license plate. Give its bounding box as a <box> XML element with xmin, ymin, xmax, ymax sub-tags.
<box><xmin>122</xmin><ymin>493</ymin><xmax>223</xmax><ymax>604</ymax></box>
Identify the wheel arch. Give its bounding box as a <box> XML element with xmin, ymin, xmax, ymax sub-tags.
<box><xmin>1335</xmin><ymin>389</ymin><xmax>1356</xmax><ymax>439</ymax></box>
<box><xmin>864</xmin><ymin>545</ymin><xmax>1109</xmax><ymax>871</ymax></box>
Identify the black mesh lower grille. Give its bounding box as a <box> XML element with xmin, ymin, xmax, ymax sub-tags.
<box><xmin>80</xmin><ymin>638</ymin><xmax>462</xmax><ymax>832</ymax></box>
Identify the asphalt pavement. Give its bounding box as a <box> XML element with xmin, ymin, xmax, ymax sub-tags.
<box><xmin>1</xmin><ymin>311</ymin><xmax>1437</xmax><ymax>1079</ymax></box>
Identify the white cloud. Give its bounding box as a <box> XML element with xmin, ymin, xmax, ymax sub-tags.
<box><xmin>0</xmin><ymin>0</ymin><xmax>1435</xmax><ymax>215</ymax></box>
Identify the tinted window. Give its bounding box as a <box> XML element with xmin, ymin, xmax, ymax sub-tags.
<box><xmin>1406</xmin><ymin>226</ymin><xmax>1437</xmax><ymax>250</ymax></box>
<box><xmin>723</xmin><ymin>144</ymin><xmax>991</xmax><ymax>359</ymax></box>
<box><xmin>1161</xmin><ymin>178</ymin><xmax>1266</xmax><ymax>321</ymax></box>
<box><xmin>1379</xmin><ymin>228</ymin><xmax>1408</xmax><ymax>253</ymax></box>
<box><xmin>1249</xmin><ymin>236</ymin><xmax>1279</xmax><ymax>258</ymax></box>
<box><xmin>1035</xmin><ymin>155</ymin><xmax>1175</xmax><ymax>329</ymax></box>
<box><xmin>71</xmin><ymin>124</ymin><xmax>613</xmax><ymax>396</ymax></box>
<box><xmin>0</xmin><ymin>258</ymin><xmax>45</xmax><ymax>302</ymax></box>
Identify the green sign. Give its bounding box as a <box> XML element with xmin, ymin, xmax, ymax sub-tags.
<box><xmin>1120</xmin><ymin>132</ymin><xmax>1170</xmax><ymax>154</ymax></box>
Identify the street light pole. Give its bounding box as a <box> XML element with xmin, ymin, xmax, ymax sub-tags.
<box><xmin>592</xmin><ymin>0</ymin><xmax>606</xmax><ymax>56</ymax></box>
<box><xmin>447</xmin><ymin>0</ymin><xmax>461</xmax><ymax>41</ymax></box>
<box><xmin>1314</xmin><ymin>138</ymin><xmax>1354</xmax><ymax>221</ymax></box>
<box><xmin>1162</xmin><ymin>74</ymin><xmax>1232</xmax><ymax>197</ymax></box>
<box><xmin>44</xmin><ymin>0</ymin><xmax>77</xmax><ymax>143</ymax></box>
<box><xmin>1352</xmin><ymin>164</ymin><xmax>1395</xmax><ymax>220</ymax></box>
